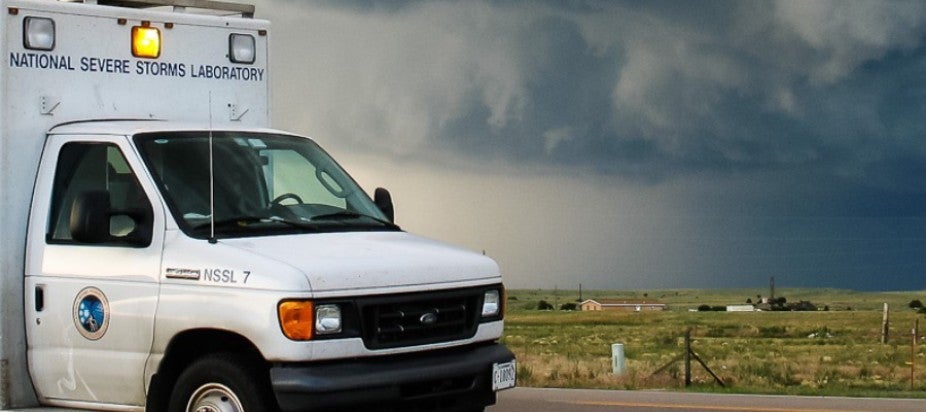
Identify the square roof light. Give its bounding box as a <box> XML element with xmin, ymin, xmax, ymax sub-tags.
<box><xmin>229</xmin><ymin>33</ymin><xmax>255</xmax><ymax>64</ymax></box>
<box><xmin>132</xmin><ymin>25</ymin><xmax>161</xmax><ymax>58</ymax></box>
<box><xmin>24</xmin><ymin>17</ymin><xmax>55</xmax><ymax>51</ymax></box>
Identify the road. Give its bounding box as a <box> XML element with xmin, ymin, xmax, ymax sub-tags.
<box><xmin>490</xmin><ymin>387</ymin><xmax>926</xmax><ymax>412</ymax></box>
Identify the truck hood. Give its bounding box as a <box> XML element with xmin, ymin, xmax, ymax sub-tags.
<box><xmin>222</xmin><ymin>231</ymin><xmax>501</xmax><ymax>295</ymax></box>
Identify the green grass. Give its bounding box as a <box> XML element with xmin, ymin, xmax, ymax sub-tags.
<box><xmin>503</xmin><ymin>288</ymin><xmax>926</xmax><ymax>398</ymax></box>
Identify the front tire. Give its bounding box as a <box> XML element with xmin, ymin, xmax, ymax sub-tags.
<box><xmin>168</xmin><ymin>353</ymin><xmax>276</xmax><ymax>412</ymax></box>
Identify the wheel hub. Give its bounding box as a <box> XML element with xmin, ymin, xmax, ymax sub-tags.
<box><xmin>187</xmin><ymin>383</ymin><xmax>244</xmax><ymax>412</ymax></box>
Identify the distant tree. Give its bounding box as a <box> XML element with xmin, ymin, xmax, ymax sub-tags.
<box><xmin>788</xmin><ymin>301</ymin><xmax>816</xmax><ymax>312</ymax></box>
<box><xmin>746</xmin><ymin>298</ymin><xmax>753</xmax><ymax>304</ymax></box>
<box><xmin>823</xmin><ymin>305</ymin><xmax>830</xmax><ymax>311</ymax></box>
<box><xmin>560</xmin><ymin>303</ymin><xmax>577</xmax><ymax>311</ymax></box>
<box><xmin>643</xmin><ymin>293</ymin><xmax>649</xmax><ymax>298</ymax></box>
<box><xmin>537</xmin><ymin>300</ymin><xmax>554</xmax><ymax>310</ymax></box>
<box><xmin>697</xmin><ymin>304</ymin><xmax>711</xmax><ymax>312</ymax></box>
<box><xmin>767</xmin><ymin>296</ymin><xmax>787</xmax><ymax>310</ymax></box>
<box><xmin>768</xmin><ymin>296</ymin><xmax>789</xmax><ymax>311</ymax></box>
<box><xmin>909</xmin><ymin>299</ymin><xmax>923</xmax><ymax>310</ymax></box>
<box><xmin>919</xmin><ymin>307</ymin><xmax>926</xmax><ymax>315</ymax></box>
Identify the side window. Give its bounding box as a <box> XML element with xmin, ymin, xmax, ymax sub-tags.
<box><xmin>47</xmin><ymin>143</ymin><xmax>153</xmax><ymax>246</ymax></box>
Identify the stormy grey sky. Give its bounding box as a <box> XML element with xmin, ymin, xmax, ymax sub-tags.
<box><xmin>255</xmin><ymin>0</ymin><xmax>926</xmax><ymax>291</ymax></box>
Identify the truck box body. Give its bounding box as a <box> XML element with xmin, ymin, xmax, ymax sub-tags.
<box><xmin>2</xmin><ymin>1</ymin><xmax>270</xmax><ymax>407</ymax></box>
<box><xmin>1</xmin><ymin>1</ymin><xmax>513</xmax><ymax>410</ymax></box>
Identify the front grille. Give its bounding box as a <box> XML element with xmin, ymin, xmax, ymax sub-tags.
<box><xmin>360</xmin><ymin>289</ymin><xmax>482</xmax><ymax>349</ymax></box>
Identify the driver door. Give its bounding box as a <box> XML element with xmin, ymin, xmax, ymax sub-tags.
<box><xmin>25</xmin><ymin>136</ymin><xmax>164</xmax><ymax>407</ymax></box>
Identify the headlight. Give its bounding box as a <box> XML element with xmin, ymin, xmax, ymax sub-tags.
<box><xmin>482</xmin><ymin>289</ymin><xmax>501</xmax><ymax>317</ymax></box>
<box><xmin>278</xmin><ymin>301</ymin><xmax>344</xmax><ymax>340</ymax></box>
<box><xmin>315</xmin><ymin>304</ymin><xmax>342</xmax><ymax>335</ymax></box>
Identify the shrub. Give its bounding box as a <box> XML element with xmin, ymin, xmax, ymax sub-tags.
<box><xmin>537</xmin><ymin>300</ymin><xmax>554</xmax><ymax>310</ymax></box>
<box><xmin>560</xmin><ymin>303</ymin><xmax>577</xmax><ymax>311</ymax></box>
<box><xmin>697</xmin><ymin>304</ymin><xmax>711</xmax><ymax>312</ymax></box>
<box><xmin>910</xmin><ymin>299</ymin><xmax>923</xmax><ymax>309</ymax></box>
<box><xmin>758</xmin><ymin>325</ymin><xmax>787</xmax><ymax>337</ymax></box>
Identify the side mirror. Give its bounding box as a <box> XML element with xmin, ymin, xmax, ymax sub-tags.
<box><xmin>374</xmin><ymin>187</ymin><xmax>395</xmax><ymax>223</ymax></box>
<box><xmin>69</xmin><ymin>191</ymin><xmax>152</xmax><ymax>246</ymax></box>
<box><xmin>69</xmin><ymin>191</ymin><xmax>111</xmax><ymax>244</ymax></box>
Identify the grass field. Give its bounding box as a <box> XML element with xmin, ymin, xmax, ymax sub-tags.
<box><xmin>503</xmin><ymin>288</ymin><xmax>926</xmax><ymax>397</ymax></box>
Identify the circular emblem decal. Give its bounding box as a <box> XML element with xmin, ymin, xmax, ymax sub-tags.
<box><xmin>73</xmin><ymin>287</ymin><xmax>110</xmax><ymax>340</ymax></box>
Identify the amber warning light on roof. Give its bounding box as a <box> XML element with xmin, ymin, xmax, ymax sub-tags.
<box><xmin>132</xmin><ymin>24</ymin><xmax>161</xmax><ymax>58</ymax></box>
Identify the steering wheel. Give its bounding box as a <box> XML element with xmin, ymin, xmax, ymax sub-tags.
<box><xmin>270</xmin><ymin>193</ymin><xmax>304</xmax><ymax>206</ymax></box>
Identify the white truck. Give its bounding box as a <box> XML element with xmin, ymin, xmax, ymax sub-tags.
<box><xmin>0</xmin><ymin>0</ymin><xmax>515</xmax><ymax>411</ymax></box>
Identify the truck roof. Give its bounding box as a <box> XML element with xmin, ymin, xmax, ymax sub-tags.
<box><xmin>48</xmin><ymin>119</ymin><xmax>290</xmax><ymax>136</ymax></box>
<box><xmin>71</xmin><ymin>0</ymin><xmax>256</xmax><ymax>18</ymax></box>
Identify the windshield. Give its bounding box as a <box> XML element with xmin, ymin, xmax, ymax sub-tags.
<box><xmin>135</xmin><ymin>131</ymin><xmax>397</xmax><ymax>239</ymax></box>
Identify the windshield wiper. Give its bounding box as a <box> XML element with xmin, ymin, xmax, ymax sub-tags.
<box><xmin>266</xmin><ymin>216</ymin><xmax>323</xmax><ymax>231</ymax></box>
<box><xmin>193</xmin><ymin>215</ymin><xmax>322</xmax><ymax>231</ymax></box>
<box><xmin>311</xmin><ymin>211</ymin><xmax>401</xmax><ymax>230</ymax></box>
<box><xmin>193</xmin><ymin>215</ymin><xmax>268</xmax><ymax>230</ymax></box>
<box><xmin>191</xmin><ymin>212</ymin><xmax>400</xmax><ymax>235</ymax></box>
<box><xmin>311</xmin><ymin>211</ymin><xmax>363</xmax><ymax>220</ymax></box>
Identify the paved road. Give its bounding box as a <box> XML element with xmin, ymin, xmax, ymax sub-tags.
<box><xmin>490</xmin><ymin>387</ymin><xmax>926</xmax><ymax>412</ymax></box>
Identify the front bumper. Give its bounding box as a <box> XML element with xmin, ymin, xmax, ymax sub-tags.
<box><xmin>270</xmin><ymin>343</ymin><xmax>515</xmax><ymax>412</ymax></box>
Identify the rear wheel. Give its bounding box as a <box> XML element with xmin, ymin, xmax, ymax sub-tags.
<box><xmin>168</xmin><ymin>353</ymin><xmax>276</xmax><ymax>412</ymax></box>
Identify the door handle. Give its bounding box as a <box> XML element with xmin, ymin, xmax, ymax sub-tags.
<box><xmin>35</xmin><ymin>285</ymin><xmax>44</xmax><ymax>312</ymax></box>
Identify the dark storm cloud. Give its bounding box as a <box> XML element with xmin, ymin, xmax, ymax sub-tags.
<box><xmin>261</xmin><ymin>0</ymin><xmax>926</xmax><ymax>290</ymax></box>
<box><xmin>268</xmin><ymin>0</ymin><xmax>926</xmax><ymax>195</ymax></box>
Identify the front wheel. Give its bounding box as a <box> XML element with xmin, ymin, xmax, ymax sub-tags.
<box><xmin>168</xmin><ymin>353</ymin><xmax>276</xmax><ymax>412</ymax></box>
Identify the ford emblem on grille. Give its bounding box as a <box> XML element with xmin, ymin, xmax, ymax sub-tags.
<box><xmin>419</xmin><ymin>312</ymin><xmax>438</xmax><ymax>326</ymax></box>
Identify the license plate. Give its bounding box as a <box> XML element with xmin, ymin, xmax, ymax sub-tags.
<box><xmin>492</xmin><ymin>360</ymin><xmax>516</xmax><ymax>391</ymax></box>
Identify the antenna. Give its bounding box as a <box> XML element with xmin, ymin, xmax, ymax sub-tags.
<box><xmin>208</xmin><ymin>92</ymin><xmax>217</xmax><ymax>244</ymax></box>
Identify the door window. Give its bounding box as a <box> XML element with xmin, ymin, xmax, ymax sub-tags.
<box><xmin>47</xmin><ymin>142</ymin><xmax>153</xmax><ymax>246</ymax></box>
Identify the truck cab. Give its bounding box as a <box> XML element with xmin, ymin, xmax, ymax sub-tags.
<box><xmin>0</xmin><ymin>1</ymin><xmax>514</xmax><ymax>411</ymax></box>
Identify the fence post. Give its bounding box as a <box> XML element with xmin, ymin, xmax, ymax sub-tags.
<box><xmin>913</xmin><ymin>318</ymin><xmax>919</xmax><ymax>390</ymax></box>
<box><xmin>882</xmin><ymin>303</ymin><xmax>890</xmax><ymax>344</ymax></box>
<box><xmin>684</xmin><ymin>329</ymin><xmax>692</xmax><ymax>387</ymax></box>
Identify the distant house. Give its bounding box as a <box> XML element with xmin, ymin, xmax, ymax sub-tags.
<box><xmin>580</xmin><ymin>299</ymin><xmax>666</xmax><ymax>312</ymax></box>
<box><xmin>726</xmin><ymin>304</ymin><xmax>755</xmax><ymax>312</ymax></box>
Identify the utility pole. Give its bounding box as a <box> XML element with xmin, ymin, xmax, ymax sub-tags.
<box><xmin>770</xmin><ymin>276</ymin><xmax>775</xmax><ymax>302</ymax></box>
